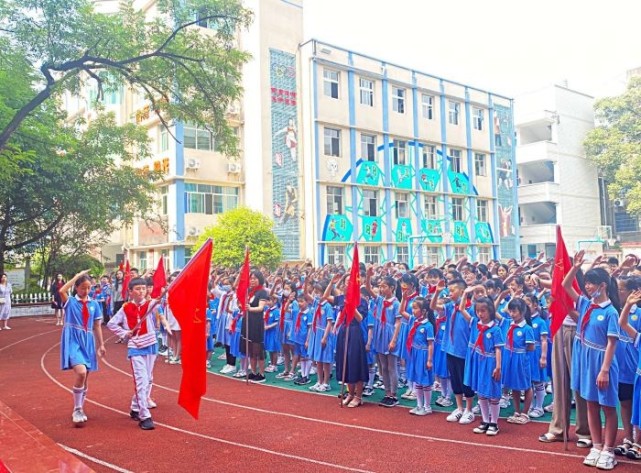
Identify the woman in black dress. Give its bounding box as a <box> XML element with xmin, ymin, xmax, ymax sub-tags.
<box><xmin>240</xmin><ymin>270</ymin><xmax>269</xmax><ymax>382</ymax></box>
<box><xmin>50</xmin><ymin>274</ymin><xmax>66</xmax><ymax>326</ymax></box>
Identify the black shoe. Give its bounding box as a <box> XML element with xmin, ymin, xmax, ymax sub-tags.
<box><xmin>251</xmin><ymin>374</ymin><xmax>266</xmax><ymax>383</ymax></box>
<box><xmin>486</xmin><ymin>423</ymin><xmax>500</xmax><ymax>436</ymax></box>
<box><xmin>391</xmin><ymin>397</ymin><xmax>399</xmax><ymax>406</ymax></box>
<box><xmin>473</xmin><ymin>422</ymin><xmax>490</xmax><ymax>434</ymax></box>
<box><xmin>130</xmin><ymin>410</ymin><xmax>140</xmax><ymax>421</ymax></box>
<box><xmin>379</xmin><ymin>396</ymin><xmax>395</xmax><ymax>407</ymax></box>
<box><xmin>139</xmin><ymin>417</ymin><xmax>155</xmax><ymax>430</ymax></box>
<box><xmin>294</xmin><ymin>376</ymin><xmax>309</xmax><ymax>386</ymax></box>
<box><xmin>248</xmin><ymin>372</ymin><xmax>257</xmax><ymax>380</ymax></box>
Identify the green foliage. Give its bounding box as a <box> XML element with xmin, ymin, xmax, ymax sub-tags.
<box><xmin>585</xmin><ymin>77</ymin><xmax>641</xmax><ymax>215</ymax></box>
<box><xmin>194</xmin><ymin>207</ymin><xmax>283</xmax><ymax>269</ymax></box>
<box><xmin>53</xmin><ymin>253</ymin><xmax>104</xmax><ymax>279</ymax></box>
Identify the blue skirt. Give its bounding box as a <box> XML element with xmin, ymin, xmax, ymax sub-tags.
<box><xmin>529</xmin><ymin>345</ymin><xmax>547</xmax><ymax>383</ymax></box>
<box><xmin>632</xmin><ymin>373</ymin><xmax>641</xmax><ymax>427</ymax></box>
<box><xmin>406</xmin><ymin>348</ymin><xmax>434</xmax><ymax>386</ymax></box>
<box><xmin>501</xmin><ymin>349</ymin><xmax>531</xmax><ymax>391</ymax></box>
<box><xmin>335</xmin><ymin>322</ymin><xmax>368</xmax><ymax>383</ymax></box>
<box><xmin>465</xmin><ymin>350</ymin><xmax>501</xmax><ymax>399</ymax></box>
<box><xmin>230</xmin><ymin>327</ymin><xmax>244</xmax><ymax>359</ymax></box>
<box><xmin>264</xmin><ymin>327</ymin><xmax>281</xmax><ymax>352</ymax></box>
<box><xmin>281</xmin><ymin>320</ymin><xmax>295</xmax><ymax>346</ymax></box>
<box><xmin>60</xmin><ymin>326</ymin><xmax>98</xmax><ymax>371</ymax></box>
<box><xmin>215</xmin><ymin>313</ymin><xmax>230</xmax><ymax>346</ymax></box>
<box><xmin>433</xmin><ymin>340</ymin><xmax>450</xmax><ymax>378</ymax></box>
<box><xmin>571</xmin><ymin>343</ymin><xmax>619</xmax><ymax>407</ymax></box>
<box><xmin>294</xmin><ymin>341</ymin><xmax>309</xmax><ymax>358</ymax></box>
<box><xmin>398</xmin><ymin>320</ymin><xmax>410</xmax><ymax>361</ymax></box>
<box><xmin>309</xmin><ymin>327</ymin><xmax>335</xmax><ymax>364</ymax></box>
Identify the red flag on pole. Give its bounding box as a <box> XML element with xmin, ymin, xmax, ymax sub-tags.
<box><xmin>151</xmin><ymin>257</ymin><xmax>167</xmax><ymax>299</ymax></box>
<box><xmin>342</xmin><ymin>243</ymin><xmax>361</xmax><ymax>327</ymax></box>
<box><xmin>168</xmin><ymin>239</ymin><xmax>213</xmax><ymax>419</ymax></box>
<box><xmin>549</xmin><ymin>225</ymin><xmax>580</xmax><ymax>339</ymax></box>
<box><xmin>236</xmin><ymin>247</ymin><xmax>250</xmax><ymax>310</ymax></box>
<box><xmin>121</xmin><ymin>260</ymin><xmax>131</xmax><ymax>300</ymax></box>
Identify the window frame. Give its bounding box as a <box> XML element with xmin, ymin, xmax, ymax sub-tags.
<box><xmin>393</xmin><ymin>139</ymin><xmax>407</xmax><ymax>165</ymax></box>
<box><xmin>361</xmin><ymin>134</ymin><xmax>377</xmax><ymax>161</ymax></box>
<box><xmin>323</xmin><ymin>69</ymin><xmax>340</xmax><ymax>99</ymax></box>
<box><xmin>476</xmin><ymin>199</ymin><xmax>489</xmax><ymax>222</ymax></box>
<box><xmin>422</xmin><ymin>143</ymin><xmax>436</xmax><ymax>169</ymax></box>
<box><xmin>424</xmin><ymin>195</ymin><xmax>438</xmax><ymax>219</ymax></box>
<box><xmin>363</xmin><ymin>189</ymin><xmax>378</xmax><ymax>217</ymax></box>
<box><xmin>364</xmin><ymin>246</ymin><xmax>379</xmax><ymax>264</ymax></box>
<box><xmin>326</xmin><ymin>186</ymin><xmax>344</xmax><ymax>215</ymax></box>
<box><xmin>324</xmin><ymin>127</ymin><xmax>341</xmax><ymax>157</ymax></box>
<box><xmin>396</xmin><ymin>192</ymin><xmax>409</xmax><ymax>218</ymax></box>
<box><xmin>450</xmin><ymin>148</ymin><xmax>462</xmax><ymax>173</ymax></box>
<box><xmin>392</xmin><ymin>86</ymin><xmax>406</xmax><ymax>114</ymax></box>
<box><xmin>448</xmin><ymin>100</ymin><xmax>460</xmax><ymax>125</ymax></box>
<box><xmin>421</xmin><ymin>94</ymin><xmax>434</xmax><ymax>120</ymax></box>
<box><xmin>359</xmin><ymin>77</ymin><xmax>374</xmax><ymax>107</ymax></box>
<box><xmin>473</xmin><ymin>107</ymin><xmax>484</xmax><ymax>131</ymax></box>
<box><xmin>474</xmin><ymin>153</ymin><xmax>487</xmax><ymax>177</ymax></box>
<box><xmin>451</xmin><ymin>197</ymin><xmax>464</xmax><ymax>221</ymax></box>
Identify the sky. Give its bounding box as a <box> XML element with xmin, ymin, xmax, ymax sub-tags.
<box><xmin>303</xmin><ymin>0</ymin><xmax>641</xmax><ymax>99</ymax></box>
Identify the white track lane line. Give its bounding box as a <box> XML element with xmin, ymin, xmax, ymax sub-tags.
<box><xmin>40</xmin><ymin>343</ymin><xmax>375</xmax><ymax>473</ymax></box>
<box><xmin>58</xmin><ymin>444</ymin><xmax>134</xmax><ymax>473</ymax></box>
<box><xmin>99</xmin><ymin>354</ymin><xmax>639</xmax><ymax>466</ymax></box>
<box><xmin>0</xmin><ymin>329</ymin><xmax>60</xmax><ymax>353</ymax></box>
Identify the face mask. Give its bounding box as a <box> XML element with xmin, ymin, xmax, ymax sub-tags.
<box><xmin>591</xmin><ymin>288</ymin><xmax>601</xmax><ymax>300</ymax></box>
<box><xmin>283</xmin><ymin>289</ymin><xmax>291</xmax><ymax>297</ymax></box>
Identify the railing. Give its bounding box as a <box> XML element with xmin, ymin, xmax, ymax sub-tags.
<box><xmin>10</xmin><ymin>292</ymin><xmax>52</xmax><ymax>305</ymax></box>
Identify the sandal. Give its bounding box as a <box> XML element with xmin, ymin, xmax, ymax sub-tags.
<box><xmin>506</xmin><ymin>414</ymin><xmax>521</xmax><ymax>424</ymax></box>
<box><xmin>614</xmin><ymin>438</ymin><xmax>633</xmax><ymax>456</ymax></box>
<box><xmin>341</xmin><ymin>395</ymin><xmax>354</xmax><ymax>406</ymax></box>
<box><xmin>513</xmin><ymin>413</ymin><xmax>530</xmax><ymax>425</ymax></box>
<box><xmin>626</xmin><ymin>443</ymin><xmax>641</xmax><ymax>460</ymax></box>
<box><xmin>347</xmin><ymin>397</ymin><xmax>362</xmax><ymax>408</ymax></box>
<box><xmin>539</xmin><ymin>432</ymin><xmax>563</xmax><ymax>443</ymax></box>
<box><xmin>576</xmin><ymin>438</ymin><xmax>593</xmax><ymax>449</ymax></box>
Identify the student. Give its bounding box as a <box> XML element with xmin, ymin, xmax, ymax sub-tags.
<box><xmin>107</xmin><ymin>278</ymin><xmax>171</xmax><ymax>430</ymax></box>
<box><xmin>405</xmin><ymin>297</ymin><xmax>435</xmax><ymax>415</ymax></box>
<box><xmin>563</xmin><ymin>250</ymin><xmax>621</xmax><ymax>470</ymax></box>
<box><xmin>524</xmin><ymin>294</ymin><xmax>549</xmax><ymax>419</ymax></box>
<box><xmin>462</xmin><ymin>297</ymin><xmax>504</xmax><ymax>436</ymax></box>
<box><xmin>59</xmin><ymin>270</ymin><xmax>106</xmax><ymax>425</ymax></box>
<box><xmin>263</xmin><ymin>296</ymin><xmax>281</xmax><ymax>373</ymax></box>
<box><xmin>399</xmin><ymin>273</ymin><xmax>421</xmax><ymax>401</ymax></box>
<box><xmin>361</xmin><ymin>287</ymin><xmax>377</xmax><ymax>397</ymax></box>
<box><xmin>276</xmin><ymin>283</ymin><xmax>297</xmax><ymax>380</ymax></box>
<box><xmin>215</xmin><ymin>281</ymin><xmax>236</xmax><ymax>374</ymax></box>
<box><xmin>307</xmin><ymin>282</ymin><xmax>335</xmax><ymax>392</ymax></box>
<box><xmin>205</xmin><ymin>295</ymin><xmax>217</xmax><ymax>369</ymax></box>
<box><xmin>98</xmin><ymin>275</ymin><xmax>113</xmax><ymax>324</ymax></box>
<box><xmin>292</xmin><ymin>294</ymin><xmax>313</xmax><ymax>385</ymax></box>
<box><xmin>502</xmin><ymin>298</ymin><xmax>535</xmax><ymax>425</ymax></box>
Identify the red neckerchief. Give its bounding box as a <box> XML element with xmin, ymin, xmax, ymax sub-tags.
<box><xmin>279</xmin><ymin>299</ymin><xmax>290</xmax><ymax>332</ymax></box>
<box><xmin>381</xmin><ymin>298</ymin><xmax>395</xmax><ymax>325</ymax></box>
<box><xmin>405</xmin><ymin>318</ymin><xmax>423</xmax><ymax>353</ymax></box>
<box><xmin>123</xmin><ymin>300</ymin><xmax>151</xmax><ymax>336</ymax></box>
<box><xmin>312</xmin><ymin>301</ymin><xmax>324</xmax><ymax>331</ymax></box>
<box><xmin>507</xmin><ymin>323</ymin><xmax>519</xmax><ymax>350</ymax></box>
<box><xmin>473</xmin><ymin>323</ymin><xmax>491</xmax><ymax>354</ymax></box>
<box><xmin>581</xmin><ymin>303</ymin><xmax>601</xmax><ymax>342</ymax></box>
<box><xmin>247</xmin><ymin>285</ymin><xmax>264</xmax><ymax>305</ymax></box>
<box><xmin>295</xmin><ymin>309</ymin><xmax>307</xmax><ymax>332</ymax></box>
<box><xmin>435</xmin><ymin>315</ymin><xmax>446</xmax><ymax>334</ymax></box>
<box><xmin>230</xmin><ymin>312</ymin><xmax>241</xmax><ymax>332</ymax></box>
<box><xmin>80</xmin><ymin>299</ymin><xmax>90</xmax><ymax>330</ymax></box>
<box><xmin>263</xmin><ymin>306</ymin><xmax>271</xmax><ymax>324</ymax></box>
<box><xmin>428</xmin><ymin>285</ymin><xmax>437</xmax><ymax>295</ymax></box>
<box><xmin>400</xmin><ymin>292</ymin><xmax>418</xmax><ymax>315</ymax></box>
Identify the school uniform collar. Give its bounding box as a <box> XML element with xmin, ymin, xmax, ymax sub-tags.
<box><xmin>480</xmin><ymin>320</ymin><xmax>495</xmax><ymax>328</ymax></box>
<box><xmin>531</xmin><ymin>312</ymin><xmax>540</xmax><ymax>319</ymax></box>
<box><xmin>591</xmin><ymin>298</ymin><xmax>611</xmax><ymax>309</ymax></box>
<box><xmin>510</xmin><ymin>320</ymin><xmax>527</xmax><ymax>328</ymax></box>
<box><xmin>75</xmin><ymin>295</ymin><xmax>89</xmax><ymax>302</ymax></box>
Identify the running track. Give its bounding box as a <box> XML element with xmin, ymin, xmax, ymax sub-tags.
<box><xmin>0</xmin><ymin>317</ymin><xmax>636</xmax><ymax>473</ymax></box>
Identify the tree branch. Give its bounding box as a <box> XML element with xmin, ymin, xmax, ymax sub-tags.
<box><xmin>5</xmin><ymin>212</ymin><xmax>65</xmax><ymax>252</ymax></box>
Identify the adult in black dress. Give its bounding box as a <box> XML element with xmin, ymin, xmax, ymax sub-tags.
<box><xmin>240</xmin><ymin>270</ymin><xmax>269</xmax><ymax>382</ymax></box>
<box><xmin>50</xmin><ymin>274</ymin><xmax>66</xmax><ymax>326</ymax></box>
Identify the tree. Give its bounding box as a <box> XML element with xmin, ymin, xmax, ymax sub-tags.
<box><xmin>194</xmin><ymin>208</ymin><xmax>283</xmax><ymax>269</ymax></box>
<box><xmin>584</xmin><ymin>77</ymin><xmax>641</xmax><ymax>215</ymax></box>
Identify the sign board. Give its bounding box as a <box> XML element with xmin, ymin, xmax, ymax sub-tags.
<box><xmin>6</xmin><ymin>269</ymin><xmax>25</xmax><ymax>290</ymax></box>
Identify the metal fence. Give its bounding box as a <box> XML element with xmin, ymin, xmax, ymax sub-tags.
<box><xmin>10</xmin><ymin>292</ymin><xmax>52</xmax><ymax>305</ymax></box>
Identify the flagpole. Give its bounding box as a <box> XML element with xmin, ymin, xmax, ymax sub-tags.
<box><xmin>339</xmin><ymin>314</ymin><xmax>350</xmax><ymax>408</ymax></box>
<box><xmin>245</xmin><ymin>282</ymin><xmax>250</xmax><ymax>385</ymax></box>
<box><xmin>560</xmin><ymin>324</ymin><xmax>569</xmax><ymax>450</ymax></box>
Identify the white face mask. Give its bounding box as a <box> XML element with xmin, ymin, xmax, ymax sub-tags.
<box><xmin>283</xmin><ymin>289</ymin><xmax>291</xmax><ymax>297</ymax></box>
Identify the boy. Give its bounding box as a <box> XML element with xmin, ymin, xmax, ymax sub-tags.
<box><xmin>107</xmin><ymin>278</ymin><xmax>171</xmax><ymax>430</ymax></box>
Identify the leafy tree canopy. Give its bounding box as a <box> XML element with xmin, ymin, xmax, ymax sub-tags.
<box><xmin>585</xmin><ymin>77</ymin><xmax>641</xmax><ymax>215</ymax></box>
<box><xmin>194</xmin><ymin>207</ymin><xmax>283</xmax><ymax>269</ymax></box>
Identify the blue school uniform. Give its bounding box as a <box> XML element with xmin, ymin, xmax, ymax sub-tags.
<box><xmin>205</xmin><ymin>298</ymin><xmax>216</xmax><ymax>352</ymax></box>
<box><xmin>309</xmin><ymin>301</ymin><xmax>335</xmax><ymax>363</ymax></box>
<box><xmin>405</xmin><ymin>317</ymin><xmax>435</xmax><ymax>386</ymax></box>
<box><xmin>433</xmin><ymin>313</ymin><xmax>450</xmax><ymax>378</ymax></box>
<box><xmin>372</xmin><ymin>296</ymin><xmax>401</xmax><ymax>356</ymax></box>
<box><xmin>215</xmin><ymin>294</ymin><xmax>233</xmax><ymax>346</ymax></box>
<box><xmin>615</xmin><ymin>305</ymin><xmax>641</xmax><ymax>385</ymax></box>
<box><xmin>293</xmin><ymin>308</ymin><xmax>311</xmax><ymax>357</ymax></box>
<box><xmin>362</xmin><ymin>302</ymin><xmax>375</xmax><ymax>365</ymax></box>
<box><xmin>229</xmin><ymin>310</ymin><xmax>244</xmax><ymax>359</ymax></box>
<box><xmin>280</xmin><ymin>298</ymin><xmax>298</xmax><ymax>346</ymax></box>
<box><xmin>529</xmin><ymin>313</ymin><xmax>549</xmax><ymax>383</ymax></box>
<box><xmin>464</xmin><ymin>318</ymin><xmax>505</xmax><ymax>399</ymax></box>
<box><xmin>441</xmin><ymin>300</ymin><xmax>472</xmax><ymax>359</ymax></box>
<box><xmin>398</xmin><ymin>293</ymin><xmax>420</xmax><ymax>361</ymax></box>
<box><xmin>264</xmin><ymin>306</ymin><xmax>282</xmax><ymax>353</ymax></box>
<box><xmin>631</xmin><ymin>334</ymin><xmax>641</xmax><ymax>427</ymax></box>
<box><xmin>571</xmin><ymin>296</ymin><xmax>620</xmax><ymax>407</ymax></box>
<box><xmin>501</xmin><ymin>321</ymin><xmax>535</xmax><ymax>390</ymax></box>
<box><xmin>60</xmin><ymin>296</ymin><xmax>103</xmax><ymax>371</ymax></box>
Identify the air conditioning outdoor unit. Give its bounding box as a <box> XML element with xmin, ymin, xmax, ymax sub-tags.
<box><xmin>227</xmin><ymin>162</ymin><xmax>242</xmax><ymax>174</ymax></box>
<box><xmin>188</xmin><ymin>226</ymin><xmax>200</xmax><ymax>237</ymax></box>
<box><xmin>186</xmin><ymin>158</ymin><xmax>201</xmax><ymax>170</ymax></box>
<box><xmin>613</xmin><ymin>198</ymin><xmax>626</xmax><ymax>208</ymax></box>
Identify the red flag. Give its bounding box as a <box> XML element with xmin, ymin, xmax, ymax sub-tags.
<box><xmin>549</xmin><ymin>225</ymin><xmax>580</xmax><ymax>339</ymax></box>
<box><xmin>168</xmin><ymin>239</ymin><xmax>213</xmax><ymax>419</ymax></box>
<box><xmin>342</xmin><ymin>243</ymin><xmax>361</xmax><ymax>327</ymax></box>
<box><xmin>121</xmin><ymin>260</ymin><xmax>131</xmax><ymax>300</ymax></box>
<box><xmin>236</xmin><ymin>247</ymin><xmax>250</xmax><ymax>311</ymax></box>
<box><xmin>151</xmin><ymin>257</ymin><xmax>167</xmax><ymax>299</ymax></box>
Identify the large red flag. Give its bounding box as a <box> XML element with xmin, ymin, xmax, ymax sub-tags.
<box><xmin>342</xmin><ymin>243</ymin><xmax>361</xmax><ymax>327</ymax></box>
<box><xmin>121</xmin><ymin>260</ymin><xmax>131</xmax><ymax>300</ymax></box>
<box><xmin>236</xmin><ymin>247</ymin><xmax>250</xmax><ymax>310</ymax></box>
<box><xmin>168</xmin><ymin>239</ymin><xmax>213</xmax><ymax>419</ymax></box>
<box><xmin>549</xmin><ymin>225</ymin><xmax>580</xmax><ymax>339</ymax></box>
<box><xmin>151</xmin><ymin>257</ymin><xmax>167</xmax><ymax>299</ymax></box>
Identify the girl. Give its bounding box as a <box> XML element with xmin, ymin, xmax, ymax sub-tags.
<box><xmin>502</xmin><ymin>298</ymin><xmax>535</xmax><ymax>425</ymax></box>
<box><xmin>216</xmin><ymin>281</ymin><xmax>237</xmax><ymax>374</ymax></box>
<box><xmin>0</xmin><ymin>273</ymin><xmax>12</xmax><ymax>330</ymax></box>
<box><xmin>618</xmin><ymin>287</ymin><xmax>641</xmax><ymax>461</ymax></box>
<box><xmin>362</xmin><ymin>287</ymin><xmax>377</xmax><ymax>397</ymax></box>
<box><xmin>614</xmin><ymin>277</ymin><xmax>641</xmax><ymax>458</ymax></box>
<box><xmin>524</xmin><ymin>293</ymin><xmax>549</xmax><ymax>419</ymax></box>
<box><xmin>59</xmin><ymin>270</ymin><xmax>106</xmax><ymax>425</ymax></box>
<box><xmin>307</xmin><ymin>282</ymin><xmax>335</xmax><ymax>392</ymax></box>
<box><xmin>263</xmin><ymin>296</ymin><xmax>281</xmax><ymax>373</ymax></box>
<box><xmin>399</xmin><ymin>273</ymin><xmax>421</xmax><ymax>400</ymax></box>
<box><xmin>276</xmin><ymin>282</ymin><xmax>297</xmax><ymax>380</ymax></box>
<box><xmin>50</xmin><ymin>274</ymin><xmax>66</xmax><ymax>326</ymax></box>
<box><xmin>405</xmin><ymin>297</ymin><xmax>435</xmax><ymax>415</ymax></box>
<box><xmin>292</xmin><ymin>294</ymin><xmax>313</xmax><ymax>385</ymax></box>
<box><xmin>229</xmin><ymin>303</ymin><xmax>249</xmax><ymax>378</ymax></box>
<box><xmin>564</xmin><ymin>250</ymin><xmax>621</xmax><ymax>470</ymax></box>
<box><xmin>463</xmin><ymin>297</ymin><xmax>504</xmax><ymax>436</ymax></box>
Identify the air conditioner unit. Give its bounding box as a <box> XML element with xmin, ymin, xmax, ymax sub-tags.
<box><xmin>188</xmin><ymin>226</ymin><xmax>200</xmax><ymax>237</ymax></box>
<box><xmin>227</xmin><ymin>162</ymin><xmax>242</xmax><ymax>174</ymax></box>
<box><xmin>186</xmin><ymin>158</ymin><xmax>200</xmax><ymax>170</ymax></box>
<box><xmin>613</xmin><ymin>198</ymin><xmax>626</xmax><ymax>208</ymax></box>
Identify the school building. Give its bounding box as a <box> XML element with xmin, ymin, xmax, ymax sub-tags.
<box><xmin>72</xmin><ymin>0</ymin><xmax>518</xmax><ymax>271</ymax></box>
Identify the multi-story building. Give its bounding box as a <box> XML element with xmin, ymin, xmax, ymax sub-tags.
<box><xmin>69</xmin><ymin>0</ymin><xmax>517</xmax><ymax>270</ymax></box>
<box><xmin>515</xmin><ymin>84</ymin><xmax>602</xmax><ymax>258</ymax></box>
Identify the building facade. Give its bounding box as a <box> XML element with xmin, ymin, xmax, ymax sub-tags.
<box><xmin>515</xmin><ymin>84</ymin><xmax>602</xmax><ymax>258</ymax></box>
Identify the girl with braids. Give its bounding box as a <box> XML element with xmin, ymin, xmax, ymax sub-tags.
<box><xmin>405</xmin><ymin>297</ymin><xmax>435</xmax><ymax>415</ymax></box>
<box><xmin>563</xmin><ymin>250</ymin><xmax>621</xmax><ymax>470</ymax></box>
<box><xmin>502</xmin><ymin>297</ymin><xmax>535</xmax><ymax>425</ymax></box>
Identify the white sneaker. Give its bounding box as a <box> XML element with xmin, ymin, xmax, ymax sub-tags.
<box><xmin>544</xmin><ymin>403</ymin><xmax>554</xmax><ymax>413</ymax></box>
<box><xmin>147</xmin><ymin>399</ymin><xmax>157</xmax><ymax>409</ymax></box>
<box><xmin>219</xmin><ymin>364</ymin><xmax>230</xmax><ymax>373</ymax></box>
<box><xmin>233</xmin><ymin>370</ymin><xmax>246</xmax><ymax>378</ymax></box>
<box><xmin>472</xmin><ymin>404</ymin><xmax>481</xmax><ymax>415</ymax></box>
<box><xmin>596</xmin><ymin>450</ymin><xmax>617</xmax><ymax>470</ymax></box>
<box><xmin>499</xmin><ymin>396</ymin><xmax>510</xmax><ymax>409</ymax></box>
<box><xmin>459</xmin><ymin>410</ymin><xmax>475</xmax><ymax>425</ymax></box>
<box><xmin>309</xmin><ymin>382</ymin><xmax>321</xmax><ymax>391</ymax></box>
<box><xmin>401</xmin><ymin>389</ymin><xmax>415</xmax><ymax>399</ymax></box>
<box><xmin>528</xmin><ymin>407</ymin><xmax>545</xmax><ymax>418</ymax></box>
<box><xmin>206</xmin><ymin>361</ymin><xmax>212</xmax><ymax>369</ymax></box>
<box><xmin>276</xmin><ymin>355</ymin><xmax>284</xmax><ymax>365</ymax></box>
<box><xmin>546</xmin><ymin>383</ymin><xmax>553</xmax><ymax>394</ymax></box>
<box><xmin>409</xmin><ymin>407</ymin><xmax>423</xmax><ymax>415</ymax></box>
<box><xmin>79</xmin><ymin>409</ymin><xmax>88</xmax><ymax>422</ymax></box>
<box><xmin>72</xmin><ymin>409</ymin><xmax>85</xmax><ymax>424</ymax></box>
<box><xmin>322</xmin><ymin>383</ymin><xmax>331</xmax><ymax>392</ymax></box>
<box><xmin>446</xmin><ymin>408</ymin><xmax>463</xmax><ymax>422</ymax></box>
<box><xmin>310</xmin><ymin>367</ymin><xmax>317</xmax><ymax>375</ymax></box>
<box><xmin>583</xmin><ymin>448</ymin><xmax>602</xmax><ymax>467</ymax></box>
<box><xmin>422</xmin><ymin>405</ymin><xmax>432</xmax><ymax>415</ymax></box>
<box><xmin>436</xmin><ymin>397</ymin><xmax>454</xmax><ymax>407</ymax></box>
<box><xmin>264</xmin><ymin>365</ymin><xmax>277</xmax><ymax>373</ymax></box>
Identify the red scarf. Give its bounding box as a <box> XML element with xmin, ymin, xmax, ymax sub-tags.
<box><xmin>312</xmin><ymin>301</ymin><xmax>323</xmax><ymax>331</ymax></box>
<box><xmin>428</xmin><ymin>285</ymin><xmax>437</xmax><ymax>295</ymax></box>
<box><xmin>279</xmin><ymin>300</ymin><xmax>290</xmax><ymax>332</ymax></box>
<box><xmin>295</xmin><ymin>309</ymin><xmax>307</xmax><ymax>332</ymax></box>
<box><xmin>248</xmin><ymin>285</ymin><xmax>264</xmax><ymax>304</ymax></box>
<box><xmin>435</xmin><ymin>315</ymin><xmax>446</xmax><ymax>334</ymax></box>
<box><xmin>81</xmin><ymin>300</ymin><xmax>90</xmax><ymax>330</ymax></box>
<box><xmin>263</xmin><ymin>307</ymin><xmax>271</xmax><ymax>324</ymax></box>
<box><xmin>405</xmin><ymin>319</ymin><xmax>423</xmax><ymax>354</ymax></box>
<box><xmin>507</xmin><ymin>323</ymin><xmax>519</xmax><ymax>350</ymax></box>
<box><xmin>580</xmin><ymin>303</ymin><xmax>600</xmax><ymax>342</ymax></box>
<box><xmin>473</xmin><ymin>323</ymin><xmax>491</xmax><ymax>354</ymax></box>
<box><xmin>123</xmin><ymin>300</ymin><xmax>151</xmax><ymax>336</ymax></box>
<box><xmin>381</xmin><ymin>299</ymin><xmax>394</xmax><ymax>325</ymax></box>
<box><xmin>400</xmin><ymin>292</ymin><xmax>418</xmax><ymax>315</ymax></box>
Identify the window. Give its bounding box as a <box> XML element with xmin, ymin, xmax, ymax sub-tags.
<box><xmin>453</xmin><ymin>246</ymin><xmax>467</xmax><ymax>260</ymax></box>
<box><xmin>421</xmin><ymin>94</ymin><xmax>434</xmax><ymax>119</ymax></box>
<box><xmin>424</xmin><ymin>195</ymin><xmax>438</xmax><ymax>219</ymax></box>
<box><xmin>184</xmin><ymin>246</ymin><xmax>192</xmax><ymax>266</ymax></box>
<box><xmin>324</xmin><ymin>127</ymin><xmax>341</xmax><ymax>157</ymax></box>
<box><xmin>392</xmin><ymin>86</ymin><xmax>405</xmax><ymax>113</ymax></box>
<box><xmin>450</xmin><ymin>149</ymin><xmax>462</xmax><ymax>173</ymax></box>
<box><xmin>364</xmin><ymin>246</ymin><xmax>379</xmax><ymax>264</ymax></box>
<box><xmin>452</xmin><ymin>197</ymin><xmax>464</xmax><ymax>221</ymax></box>
<box><xmin>185</xmin><ymin>183</ymin><xmax>239</xmax><ymax>215</ymax></box>
<box><xmin>159</xmin><ymin>126</ymin><xmax>169</xmax><ymax>152</ymax></box>
<box><xmin>326</xmin><ymin>186</ymin><xmax>344</xmax><ymax>214</ymax></box>
<box><xmin>478</xmin><ymin>247</ymin><xmax>491</xmax><ymax>264</ymax></box>
<box><xmin>474</xmin><ymin>153</ymin><xmax>487</xmax><ymax>176</ymax></box>
<box><xmin>183</xmin><ymin>124</ymin><xmax>213</xmax><ymax>150</ymax></box>
<box><xmin>393</xmin><ymin>139</ymin><xmax>407</xmax><ymax>165</ymax></box>
<box><xmin>196</xmin><ymin>8</ymin><xmax>220</xmax><ymax>29</ymax></box>
<box><xmin>422</xmin><ymin>144</ymin><xmax>436</xmax><ymax>168</ymax></box>
<box><xmin>423</xmin><ymin>246</ymin><xmax>440</xmax><ymax>266</ymax></box>
<box><xmin>328</xmin><ymin>246</ymin><xmax>345</xmax><ymax>265</ymax></box>
<box><xmin>361</xmin><ymin>134</ymin><xmax>376</xmax><ymax>161</ymax></box>
<box><xmin>473</xmin><ymin>107</ymin><xmax>484</xmax><ymax>130</ymax></box>
<box><xmin>363</xmin><ymin>190</ymin><xmax>378</xmax><ymax>216</ymax></box>
<box><xmin>476</xmin><ymin>200</ymin><xmax>489</xmax><ymax>222</ymax></box>
<box><xmin>323</xmin><ymin>69</ymin><xmax>340</xmax><ymax>99</ymax></box>
<box><xmin>160</xmin><ymin>186</ymin><xmax>168</xmax><ymax>215</ymax></box>
<box><xmin>359</xmin><ymin>78</ymin><xmax>374</xmax><ymax>106</ymax></box>
<box><xmin>138</xmin><ymin>251</ymin><xmax>147</xmax><ymax>271</ymax></box>
<box><xmin>397</xmin><ymin>246</ymin><xmax>409</xmax><ymax>263</ymax></box>
<box><xmin>448</xmin><ymin>101</ymin><xmax>460</xmax><ymax>125</ymax></box>
<box><xmin>396</xmin><ymin>192</ymin><xmax>409</xmax><ymax>218</ymax></box>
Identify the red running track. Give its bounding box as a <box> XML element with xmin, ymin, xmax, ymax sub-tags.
<box><xmin>0</xmin><ymin>317</ymin><xmax>637</xmax><ymax>473</ymax></box>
